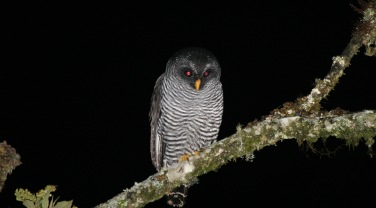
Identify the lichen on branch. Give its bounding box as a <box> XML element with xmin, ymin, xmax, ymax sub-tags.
<box><xmin>352</xmin><ymin>0</ymin><xmax>376</xmax><ymax>56</ymax></box>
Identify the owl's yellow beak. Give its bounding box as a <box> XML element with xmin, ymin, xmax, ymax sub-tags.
<box><xmin>195</xmin><ymin>79</ymin><xmax>201</xmax><ymax>91</ymax></box>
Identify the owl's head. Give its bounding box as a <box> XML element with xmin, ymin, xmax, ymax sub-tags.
<box><xmin>166</xmin><ymin>47</ymin><xmax>221</xmax><ymax>91</ymax></box>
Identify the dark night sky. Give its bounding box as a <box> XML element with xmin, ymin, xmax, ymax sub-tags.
<box><xmin>1</xmin><ymin>1</ymin><xmax>376</xmax><ymax>207</ymax></box>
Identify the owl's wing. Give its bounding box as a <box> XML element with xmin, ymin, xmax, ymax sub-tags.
<box><xmin>150</xmin><ymin>74</ymin><xmax>165</xmax><ymax>170</ymax></box>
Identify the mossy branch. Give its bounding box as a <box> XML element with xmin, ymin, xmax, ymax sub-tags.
<box><xmin>96</xmin><ymin>1</ymin><xmax>376</xmax><ymax>207</ymax></box>
<box><xmin>96</xmin><ymin>110</ymin><xmax>376</xmax><ymax>208</ymax></box>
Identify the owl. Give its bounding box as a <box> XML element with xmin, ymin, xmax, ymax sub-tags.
<box><xmin>150</xmin><ymin>47</ymin><xmax>223</xmax><ymax>207</ymax></box>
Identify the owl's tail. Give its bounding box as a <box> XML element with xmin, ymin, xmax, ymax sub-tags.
<box><xmin>166</xmin><ymin>185</ymin><xmax>188</xmax><ymax>207</ymax></box>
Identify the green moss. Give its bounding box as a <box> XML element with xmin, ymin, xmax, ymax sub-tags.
<box><xmin>15</xmin><ymin>185</ymin><xmax>76</xmax><ymax>208</ymax></box>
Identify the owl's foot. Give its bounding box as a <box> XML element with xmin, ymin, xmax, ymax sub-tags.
<box><xmin>178</xmin><ymin>151</ymin><xmax>200</xmax><ymax>163</ymax></box>
<box><xmin>178</xmin><ymin>154</ymin><xmax>191</xmax><ymax>162</ymax></box>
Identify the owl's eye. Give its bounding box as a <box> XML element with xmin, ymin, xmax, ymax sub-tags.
<box><xmin>184</xmin><ymin>69</ymin><xmax>193</xmax><ymax>77</ymax></box>
<box><xmin>203</xmin><ymin>71</ymin><xmax>210</xmax><ymax>78</ymax></box>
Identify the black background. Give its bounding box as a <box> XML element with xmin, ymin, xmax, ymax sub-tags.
<box><xmin>1</xmin><ymin>1</ymin><xmax>376</xmax><ymax>207</ymax></box>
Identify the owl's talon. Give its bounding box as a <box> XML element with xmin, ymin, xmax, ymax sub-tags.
<box><xmin>179</xmin><ymin>151</ymin><xmax>200</xmax><ymax>163</ymax></box>
<box><xmin>178</xmin><ymin>154</ymin><xmax>191</xmax><ymax>162</ymax></box>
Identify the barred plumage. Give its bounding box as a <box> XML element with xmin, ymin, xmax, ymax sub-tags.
<box><xmin>150</xmin><ymin>47</ymin><xmax>223</xmax><ymax>207</ymax></box>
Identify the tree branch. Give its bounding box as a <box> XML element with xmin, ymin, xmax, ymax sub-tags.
<box><xmin>96</xmin><ymin>110</ymin><xmax>376</xmax><ymax>208</ymax></box>
<box><xmin>270</xmin><ymin>0</ymin><xmax>376</xmax><ymax>118</ymax></box>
